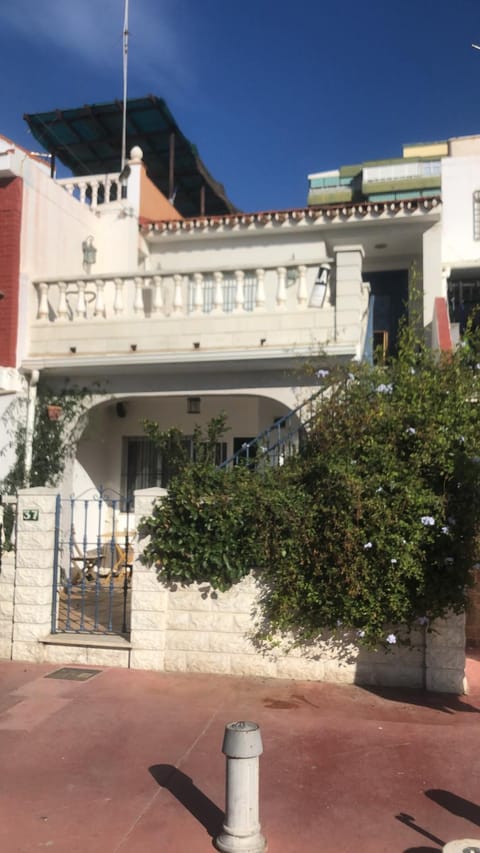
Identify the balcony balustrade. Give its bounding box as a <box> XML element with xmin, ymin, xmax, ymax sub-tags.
<box><xmin>57</xmin><ymin>173</ymin><xmax>123</xmax><ymax>209</ymax></box>
<box><xmin>34</xmin><ymin>265</ymin><xmax>311</xmax><ymax>323</ymax></box>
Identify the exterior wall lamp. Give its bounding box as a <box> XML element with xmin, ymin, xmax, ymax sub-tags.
<box><xmin>309</xmin><ymin>263</ymin><xmax>331</xmax><ymax>308</ymax></box>
<box><xmin>82</xmin><ymin>236</ymin><xmax>97</xmax><ymax>271</ymax></box>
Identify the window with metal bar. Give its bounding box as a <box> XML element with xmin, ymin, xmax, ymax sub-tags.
<box><xmin>474</xmin><ymin>191</ymin><xmax>480</xmax><ymax>240</ymax></box>
<box><xmin>222</xmin><ymin>275</ymin><xmax>236</xmax><ymax>312</ymax></box>
<box><xmin>244</xmin><ymin>272</ymin><xmax>257</xmax><ymax>311</ymax></box>
<box><xmin>121</xmin><ymin>435</ymin><xmax>227</xmax><ymax>508</ymax></box>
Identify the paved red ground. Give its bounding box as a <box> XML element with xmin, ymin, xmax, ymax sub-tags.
<box><xmin>1</xmin><ymin>658</ymin><xmax>480</xmax><ymax>853</ymax></box>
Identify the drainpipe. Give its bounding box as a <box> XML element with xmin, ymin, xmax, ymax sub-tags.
<box><xmin>24</xmin><ymin>369</ymin><xmax>40</xmax><ymax>487</ymax></box>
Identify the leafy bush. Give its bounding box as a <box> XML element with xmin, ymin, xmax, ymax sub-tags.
<box><xmin>143</xmin><ymin>324</ymin><xmax>480</xmax><ymax>647</ymax></box>
<box><xmin>1</xmin><ymin>384</ymin><xmax>90</xmax><ymax>493</ymax></box>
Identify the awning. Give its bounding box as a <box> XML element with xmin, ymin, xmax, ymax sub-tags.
<box><xmin>24</xmin><ymin>95</ymin><xmax>238</xmax><ymax>218</ymax></box>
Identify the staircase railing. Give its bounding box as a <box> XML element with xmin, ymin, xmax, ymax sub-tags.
<box><xmin>219</xmin><ymin>389</ymin><xmax>323</xmax><ymax>470</ymax></box>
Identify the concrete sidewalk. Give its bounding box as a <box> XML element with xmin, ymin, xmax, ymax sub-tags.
<box><xmin>1</xmin><ymin>659</ymin><xmax>480</xmax><ymax>853</ymax></box>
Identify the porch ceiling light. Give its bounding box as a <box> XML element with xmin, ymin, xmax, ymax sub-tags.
<box><xmin>309</xmin><ymin>263</ymin><xmax>331</xmax><ymax>308</ymax></box>
<box><xmin>82</xmin><ymin>235</ymin><xmax>97</xmax><ymax>269</ymax></box>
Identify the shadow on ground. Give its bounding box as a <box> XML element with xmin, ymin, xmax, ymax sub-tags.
<box><xmin>361</xmin><ymin>685</ymin><xmax>480</xmax><ymax>715</ymax></box>
<box><xmin>425</xmin><ymin>789</ymin><xmax>480</xmax><ymax>826</ymax></box>
<box><xmin>396</xmin><ymin>812</ymin><xmax>444</xmax><ymax>848</ymax></box>
<box><xmin>149</xmin><ymin>764</ymin><xmax>224</xmax><ymax>840</ymax></box>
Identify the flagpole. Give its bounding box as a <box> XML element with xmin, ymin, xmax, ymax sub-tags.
<box><xmin>121</xmin><ymin>0</ymin><xmax>129</xmax><ymax>173</ymax></box>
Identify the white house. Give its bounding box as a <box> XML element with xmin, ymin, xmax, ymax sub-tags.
<box><xmin>2</xmin><ymin>100</ymin><xmax>480</xmax><ymax>502</ymax></box>
<box><xmin>1</xmin><ymin>101</ymin><xmax>479</xmax><ymax>689</ymax></box>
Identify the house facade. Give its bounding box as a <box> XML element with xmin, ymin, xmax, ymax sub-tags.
<box><xmin>2</xmin><ymin>103</ymin><xmax>480</xmax><ymax>503</ymax></box>
<box><xmin>1</xmin><ymin>103</ymin><xmax>480</xmax><ymax>688</ymax></box>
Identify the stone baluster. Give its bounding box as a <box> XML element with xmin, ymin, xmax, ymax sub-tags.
<box><xmin>63</xmin><ymin>183</ymin><xmax>75</xmax><ymax>197</ymax></box>
<box><xmin>193</xmin><ymin>273</ymin><xmax>204</xmax><ymax>313</ymax></box>
<box><xmin>133</xmin><ymin>277</ymin><xmax>144</xmax><ymax>315</ymax></box>
<box><xmin>79</xmin><ymin>183</ymin><xmax>87</xmax><ymax>205</ymax></box>
<box><xmin>255</xmin><ymin>268</ymin><xmax>266</xmax><ymax>309</ymax></box>
<box><xmin>89</xmin><ymin>181</ymin><xmax>99</xmax><ymax>210</ymax></box>
<box><xmin>94</xmin><ymin>279</ymin><xmax>106</xmax><ymax>317</ymax></box>
<box><xmin>173</xmin><ymin>274</ymin><xmax>183</xmax><ymax>314</ymax></box>
<box><xmin>113</xmin><ymin>278</ymin><xmax>124</xmax><ymax>315</ymax></box>
<box><xmin>213</xmin><ymin>271</ymin><xmax>224</xmax><ymax>313</ymax></box>
<box><xmin>276</xmin><ymin>267</ymin><xmax>287</xmax><ymax>308</ymax></box>
<box><xmin>37</xmin><ymin>283</ymin><xmax>49</xmax><ymax>320</ymax></box>
<box><xmin>234</xmin><ymin>270</ymin><xmax>245</xmax><ymax>312</ymax></box>
<box><xmin>152</xmin><ymin>275</ymin><xmax>164</xmax><ymax>314</ymax></box>
<box><xmin>76</xmin><ymin>281</ymin><xmax>87</xmax><ymax>318</ymax></box>
<box><xmin>297</xmin><ymin>265</ymin><xmax>308</xmax><ymax>305</ymax></box>
<box><xmin>57</xmin><ymin>282</ymin><xmax>68</xmax><ymax>320</ymax></box>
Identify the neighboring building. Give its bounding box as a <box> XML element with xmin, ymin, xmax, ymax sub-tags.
<box><xmin>2</xmin><ymin>99</ymin><xmax>480</xmax><ymax>501</ymax></box>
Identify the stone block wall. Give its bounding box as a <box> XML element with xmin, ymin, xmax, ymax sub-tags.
<box><xmin>11</xmin><ymin>488</ymin><xmax>57</xmax><ymax>663</ymax></box>
<box><xmin>0</xmin><ymin>486</ymin><xmax>468</xmax><ymax>693</ymax></box>
<box><xmin>0</xmin><ymin>549</ymin><xmax>14</xmax><ymax>659</ymax></box>
<box><xmin>158</xmin><ymin>575</ymin><xmax>463</xmax><ymax>692</ymax></box>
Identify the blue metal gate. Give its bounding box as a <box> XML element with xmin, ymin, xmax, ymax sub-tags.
<box><xmin>51</xmin><ymin>489</ymin><xmax>134</xmax><ymax>636</ymax></box>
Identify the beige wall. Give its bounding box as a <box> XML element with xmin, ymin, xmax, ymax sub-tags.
<box><xmin>139</xmin><ymin>167</ymin><xmax>182</xmax><ymax>222</ymax></box>
<box><xmin>75</xmin><ymin>393</ymin><xmax>295</xmax><ymax>495</ymax></box>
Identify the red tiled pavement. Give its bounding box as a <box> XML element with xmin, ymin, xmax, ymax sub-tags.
<box><xmin>1</xmin><ymin>658</ymin><xmax>480</xmax><ymax>853</ymax></box>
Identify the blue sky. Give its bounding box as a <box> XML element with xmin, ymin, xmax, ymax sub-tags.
<box><xmin>0</xmin><ymin>0</ymin><xmax>480</xmax><ymax>213</ymax></box>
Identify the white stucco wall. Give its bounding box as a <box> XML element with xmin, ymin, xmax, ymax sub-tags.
<box><xmin>442</xmin><ymin>155</ymin><xmax>480</xmax><ymax>268</ymax></box>
<box><xmin>75</xmin><ymin>393</ymin><xmax>296</xmax><ymax>495</ymax></box>
<box><xmin>422</xmin><ymin>221</ymin><xmax>443</xmax><ymax>327</ymax></box>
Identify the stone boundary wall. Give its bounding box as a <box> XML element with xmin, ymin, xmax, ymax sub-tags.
<box><xmin>0</xmin><ymin>487</ymin><xmax>467</xmax><ymax>693</ymax></box>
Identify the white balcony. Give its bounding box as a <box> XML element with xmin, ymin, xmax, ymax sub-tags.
<box><xmin>57</xmin><ymin>173</ymin><xmax>123</xmax><ymax>209</ymax></box>
<box><xmin>28</xmin><ymin>264</ymin><xmax>342</xmax><ymax>364</ymax></box>
<box><xmin>33</xmin><ymin>265</ymin><xmax>317</xmax><ymax>321</ymax></box>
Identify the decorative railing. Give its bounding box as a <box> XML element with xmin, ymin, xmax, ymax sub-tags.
<box><xmin>57</xmin><ymin>173</ymin><xmax>122</xmax><ymax>209</ymax></box>
<box><xmin>34</xmin><ymin>265</ymin><xmax>312</xmax><ymax>322</ymax></box>
<box><xmin>219</xmin><ymin>389</ymin><xmax>323</xmax><ymax>470</ymax></box>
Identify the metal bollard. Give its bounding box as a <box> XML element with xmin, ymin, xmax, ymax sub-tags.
<box><xmin>443</xmin><ymin>843</ymin><xmax>480</xmax><ymax>853</ymax></box>
<box><xmin>215</xmin><ymin>721</ymin><xmax>267</xmax><ymax>853</ymax></box>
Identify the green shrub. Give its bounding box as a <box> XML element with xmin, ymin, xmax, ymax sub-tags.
<box><xmin>143</xmin><ymin>324</ymin><xmax>480</xmax><ymax>648</ymax></box>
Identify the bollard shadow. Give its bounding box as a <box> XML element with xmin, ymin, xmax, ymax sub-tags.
<box><xmin>395</xmin><ymin>812</ymin><xmax>444</xmax><ymax>848</ymax></box>
<box><xmin>425</xmin><ymin>789</ymin><xmax>480</xmax><ymax>826</ymax></box>
<box><xmin>403</xmin><ymin>847</ymin><xmax>440</xmax><ymax>852</ymax></box>
<box><xmin>149</xmin><ymin>764</ymin><xmax>224</xmax><ymax>840</ymax></box>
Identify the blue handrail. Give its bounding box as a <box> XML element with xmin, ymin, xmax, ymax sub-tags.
<box><xmin>219</xmin><ymin>389</ymin><xmax>323</xmax><ymax>470</ymax></box>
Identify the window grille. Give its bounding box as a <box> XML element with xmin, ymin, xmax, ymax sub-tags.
<box><xmin>121</xmin><ymin>435</ymin><xmax>227</xmax><ymax>508</ymax></box>
<box><xmin>244</xmin><ymin>272</ymin><xmax>257</xmax><ymax>312</ymax></box>
<box><xmin>222</xmin><ymin>275</ymin><xmax>236</xmax><ymax>312</ymax></box>
<box><xmin>473</xmin><ymin>191</ymin><xmax>480</xmax><ymax>240</ymax></box>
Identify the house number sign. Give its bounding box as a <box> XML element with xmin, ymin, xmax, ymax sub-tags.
<box><xmin>23</xmin><ymin>509</ymin><xmax>39</xmax><ymax>521</ymax></box>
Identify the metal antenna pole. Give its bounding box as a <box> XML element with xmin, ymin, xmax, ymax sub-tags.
<box><xmin>121</xmin><ymin>0</ymin><xmax>129</xmax><ymax>173</ymax></box>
